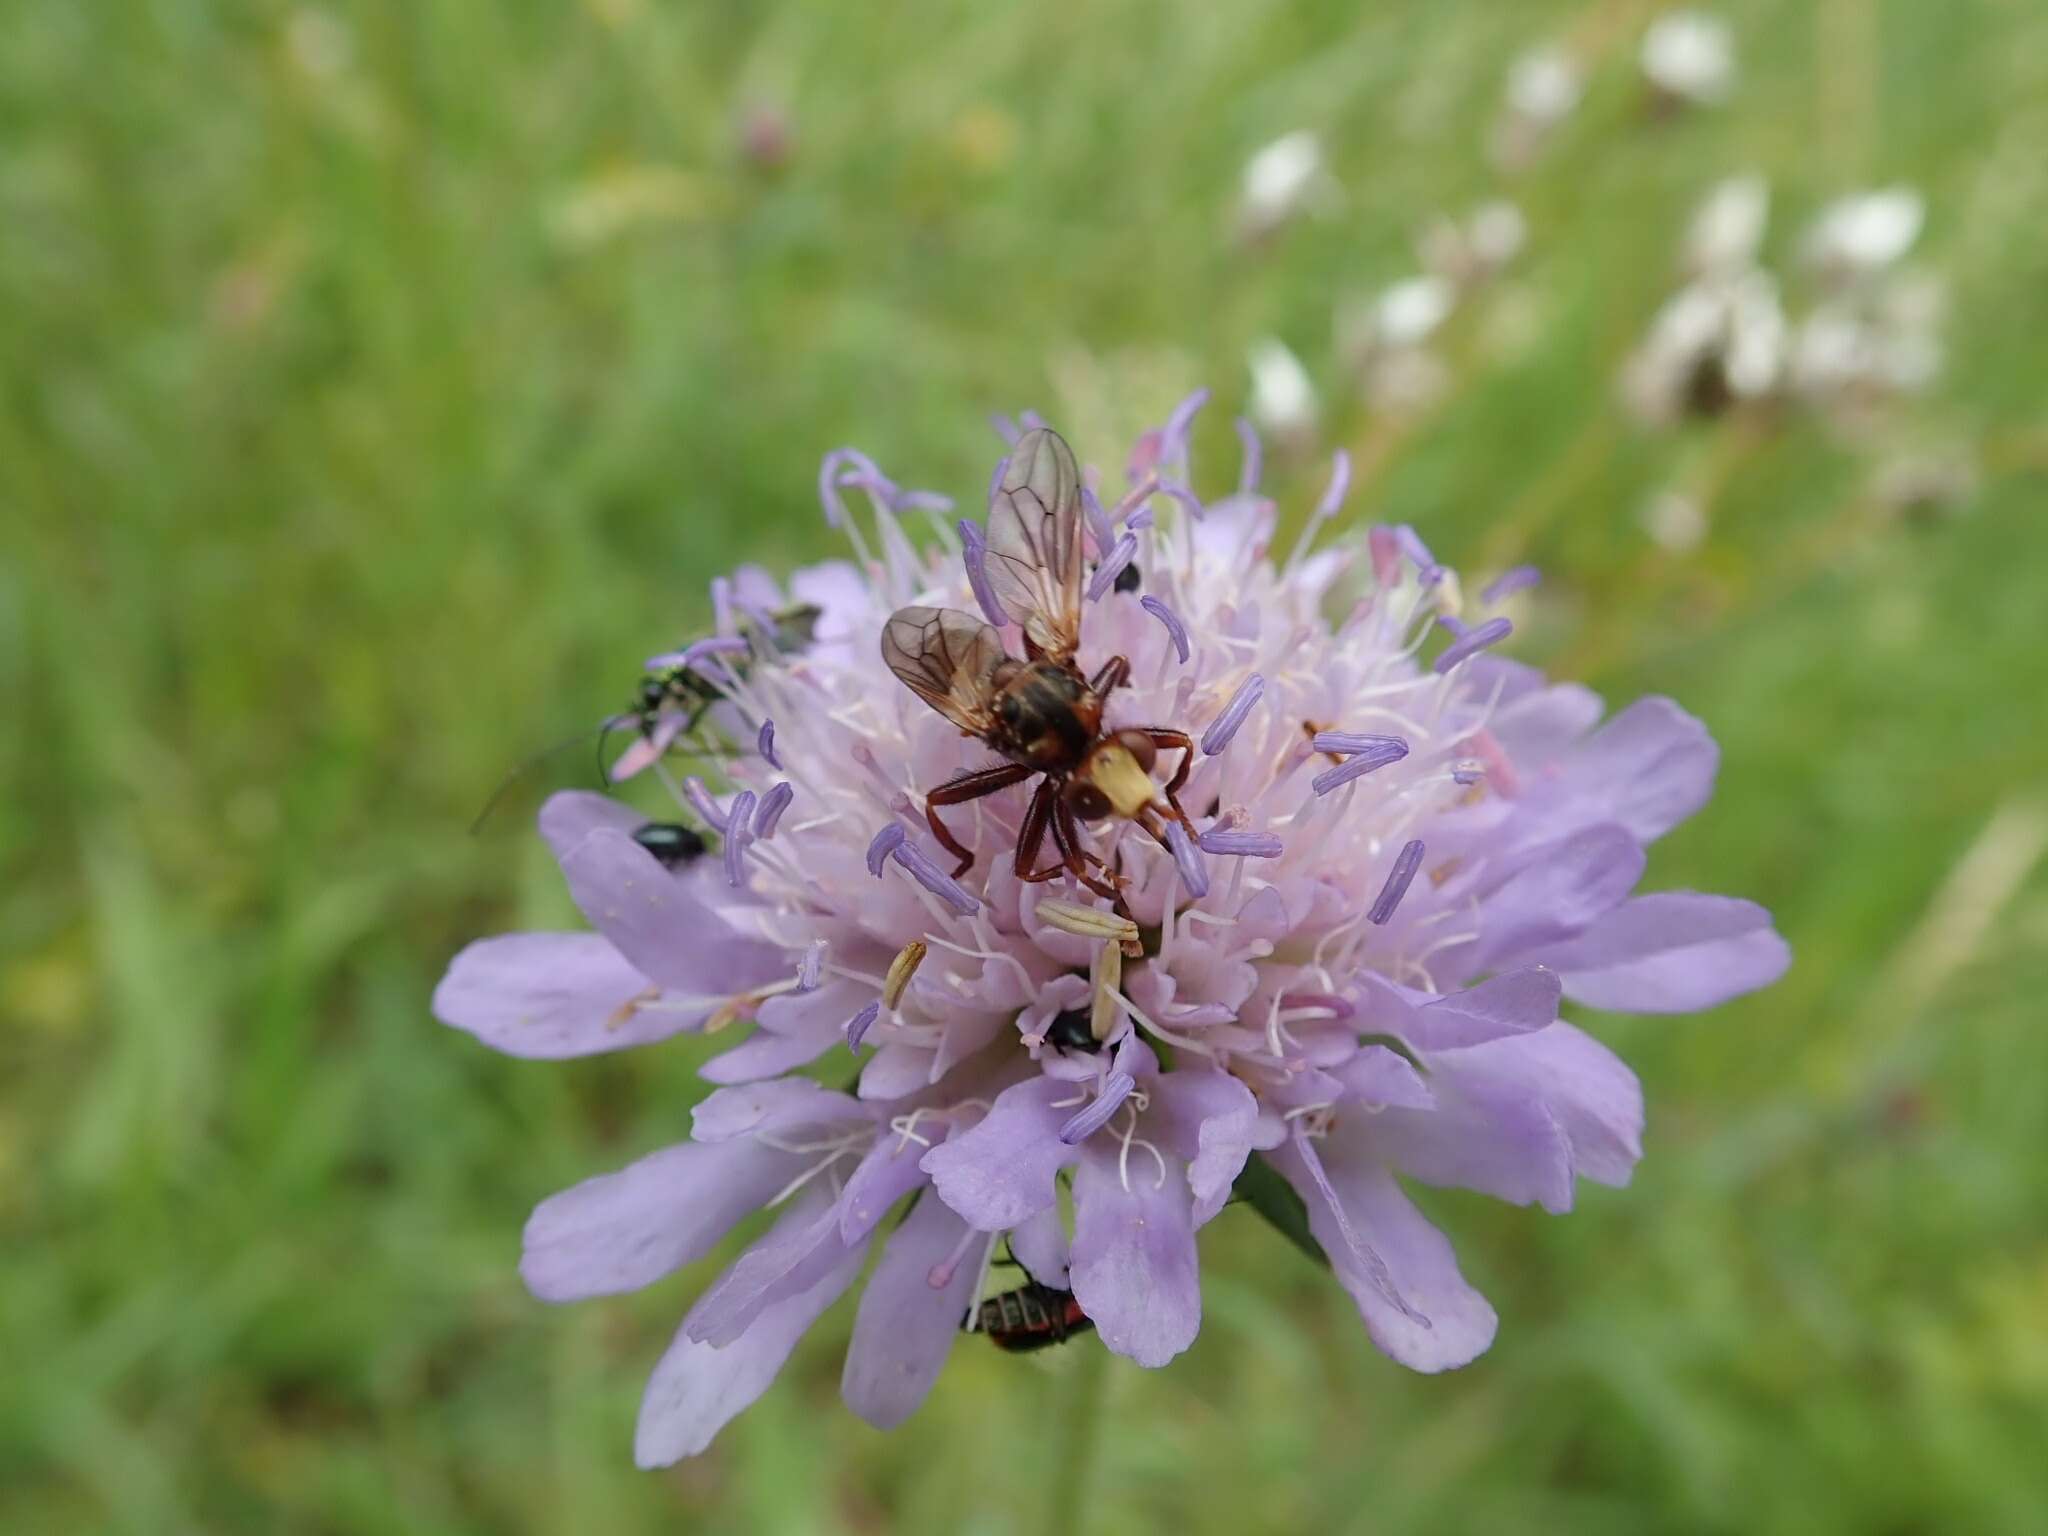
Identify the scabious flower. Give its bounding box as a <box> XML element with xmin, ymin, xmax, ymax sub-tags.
<box><xmin>1640</xmin><ymin>10</ymin><xmax>1736</xmax><ymax>110</ymax></box>
<box><xmin>436</xmin><ymin>395</ymin><xmax>1789</xmax><ymax>1460</ymax></box>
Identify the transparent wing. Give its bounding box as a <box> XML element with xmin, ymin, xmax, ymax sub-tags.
<box><xmin>983</xmin><ymin>427</ymin><xmax>1083</xmax><ymax>660</ymax></box>
<box><xmin>880</xmin><ymin>605</ymin><xmax>1005</xmax><ymax>734</ymax></box>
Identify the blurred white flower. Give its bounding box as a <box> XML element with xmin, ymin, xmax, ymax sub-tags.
<box><xmin>1624</xmin><ymin>253</ymin><xmax>1786</xmax><ymax>426</ymax></box>
<box><xmin>1246</xmin><ymin>337</ymin><xmax>1320</xmax><ymax>441</ymax></box>
<box><xmin>1791</xmin><ymin>271</ymin><xmax>1945</xmax><ymax>408</ymax></box>
<box><xmin>1641</xmin><ymin>489</ymin><xmax>1708</xmax><ymax>553</ymax></box>
<box><xmin>1376</xmin><ymin>276</ymin><xmax>1457</xmax><ymax>349</ymax></box>
<box><xmin>1641</xmin><ymin>11</ymin><xmax>1736</xmax><ymax>106</ymax></box>
<box><xmin>1421</xmin><ymin>201</ymin><xmax>1528</xmax><ymax>289</ymax></box>
<box><xmin>1494</xmin><ymin>46</ymin><xmax>1583</xmax><ymax>169</ymax></box>
<box><xmin>1802</xmin><ymin>188</ymin><xmax>1925</xmax><ymax>284</ymax></box>
<box><xmin>1684</xmin><ymin>175</ymin><xmax>1769</xmax><ymax>278</ymax></box>
<box><xmin>1236</xmin><ymin>131</ymin><xmax>1335</xmax><ymax>239</ymax></box>
<box><xmin>1341</xmin><ymin>274</ymin><xmax>1460</xmax><ymax>411</ymax></box>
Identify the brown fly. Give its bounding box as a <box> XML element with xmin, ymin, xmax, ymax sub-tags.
<box><xmin>881</xmin><ymin>427</ymin><xmax>1194</xmax><ymax>907</ymax></box>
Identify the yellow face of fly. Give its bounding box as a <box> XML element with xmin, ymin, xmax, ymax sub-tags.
<box><xmin>1088</xmin><ymin>744</ymin><xmax>1157</xmax><ymax>820</ymax></box>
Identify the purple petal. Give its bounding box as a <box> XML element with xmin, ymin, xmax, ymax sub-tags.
<box><xmin>837</xmin><ymin>1133</ymin><xmax>939</xmax><ymax>1245</ymax></box>
<box><xmin>691</xmin><ymin>1077</ymin><xmax>866</xmax><ymax>1143</ymax></box>
<box><xmin>1404</xmin><ymin>967</ymin><xmax>1562</xmax><ymax>1052</ymax></box>
<box><xmin>1482</xmin><ymin>565</ymin><xmax>1541</xmax><ymax>604</ymax></box>
<box><xmin>865</xmin><ymin>822</ymin><xmax>906</xmax><ymax>876</ymax></box>
<box><xmin>646</xmin><ymin>635</ymin><xmax>750</xmax><ymax>673</ymax></box>
<box><xmin>1545</xmin><ymin>893</ymin><xmax>1791</xmax><ymax>1012</ymax></box>
<box><xmin>520</xmin><ymin>1138</ymin><xmax>803</xmax><ymax>1302</ymax></box>
<box><xmin>1235</xmin><ymin>416</ymin><xmax>1263</xmax><ymax>493</ymax></box>
<box><xmin>1369</xmin><ymin>1062</ymin><xmax>1576</xmax><ymax>1213</ymax></box>
<box><xmin>1085</xmin><ymin>534</ymin><xmax>1138</xmax><ymax>602</ymax></box>
<box><xmin>1368</xmin><ymin>839</ymin><xmax>1426</xmax><ymax>923</ymax></box>
<box><xmin>1069</xmin><ymin>1141</ymin><xmax>1201</xmax><ymax>1367</ymax></box>
<box><xmin>1454</xmin><ymin>1022</ymin><xmax>1643</xmax><ymax>1187</ymax></box>
<box><xmin>958</xmin><ymin>519</ymin><xmax>1011</xmax><ymax>628</ymax></box>
<box><xmin>1313</xmin><ymin>736</ymin><xmax>1410</xmax><ymax>796</ymax></box>
<box><xmin>685</xmin><ymin>1188</ymin><xmax>855</xmax><ymax>1348</ymax></box>
<box><xmin>840</xmin><ymin>1189</ymin><xmax>982</xmax><ymax>1429</ymax></box>
<box><xmin>1149</xmin><ymin>1069</ymin><xmax>1272</xmax><ymax>1226</ymax></box>
<box><xmin>1470</xmin><ymin>824</ymin><xmax>1647</xmax><ymax>972</ymax></box>
<box><xmin>1140</xmin><ymin>596</ymin><xmax>1191</xmax><ymax>663</ymax></box>
<box><xmin>1569</xmin><ymin>697</ymin><xmax>1719</xmax><ymax>842</ymax></box>
<box><xmin>890</xmin><ymin>840</ymin><xmax>981</xmax><ymax>915</ymax></box>
<box><xmin>921</xmin><ymin>1077</ymin><xmax>1078</xmax><ymax>1230</ymax></box>
<box><xmin>722</xmin><ymin>791</ymin><xmax>757</xmax><ymax>886</ymax></box>
<box><xmin>1198</xmin><ymin>827</ymin><xmax>1283</xmax><ymax>858</ymax></box>
<box><xmin>634</xmin><ymin>1197</ymin><xmax>865</xmax><ymax>1467</ymax></box>
<box><xmin>1058</xmin><ymin>1071</ymin><xmax>1136</xmax><ymax>1145</ymax></box>
<box><xmin>538</xmin><ymin>791</ymin><xmax>647</xmax><ymax>865</ymax></box>
<box><xmin>1310</xmin><ymin>731</ymin><xmax>1407</xmax><ymax>758</ymax></box>
<box><xmin>679</xmin><ymin>776</ymin><xmax>728</xmax><ymax>832</ymax></box>
<box><xmin>844</xmin><ymin>1000</ymin><xmax>881</xmax><ymax>1053</ymax></box>
<box><xmin>1082</xmin><ymin>486</ymin><xmax>1115</xmax><ymax>552</ymax></box>
<box><xmin>557</xmin><ymin>828</ymin><xmax>781</xmax><ymax>995</ymax></box>
<box><xmin>1009</xmin><ymin>1205</ymin><xmax>1071</xmax><ymax>1289</ymax></box>
<box><xmin>433</xmin><ymin>933</ymin><xmax>696</xmax><ymax>1058</ymax></box>
<box><xmin>757</xmin><ymin>718</ymin><xmax>781</xmax><ymax>768</ymax></box>
<box><xmin>1271</xmin><ymin>1137</ymin><xmax>1498</xmax><ymax>1372</ymax></box>
<box><xmin>1333</xmin><ymin>1044</ymin><xmax>1435</xmax><ymax>1110</ymax></box>
<box><xmin>796</xmin><ymin>939</ymin><xmax>826</xmax><ymax>991</ymax></box>
<box><xmin>1164</xmin><ymin>821</ymin><xmax>1210</xmax><ymax>898</ymax></box>
<box><xmin>699</xmin><ymin>1029</ymin><xmax>839</xmax><ymax>1084</ymax></box>
<box><xmin>1200</xmin><ymin>673</ymin><xmax>1266</xmax><ymax>756</ymax></box>
<box><xmin>754</xmin><ymin>781</ymin><xmax>794</xmax><ymax>838</ymax></box>
<box><xmin>1434</xmin><ymin>616</ymin><xmax>1513</xmax><ymax>674</ymax></box>
<box><xmin>1313</xmin><ymin>448</ymin><xmax>1352</xmax><ymax>522</ymax></box>
<box><xmin>1160</xmin><ymin>387</ymin><xmax>1210</xmax><ymax>465</ymax></box>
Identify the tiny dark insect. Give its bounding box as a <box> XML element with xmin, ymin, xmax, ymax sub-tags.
<box><xmin>632</xmin><ymin>821</ymin><xmax>710</xmax><ymax>868</ymax></box>
<box><xmin>881</xmin><ymin>428</ymin><xmax>1195</xmax><ymax>911</ymax></box>
<box><xmin>604</xmin><ymin>602</ymin><xmax>824</xmax><ymax>778</ymax></box>
<box><xmin>1043</xmin><ymin>1007</ymin><xmax>1102</xmax><ymax>1054</ymax></box>
<box><xmin>975</xmin><ymin>1283</ymin><xmax>1094</xmax><ymax>1353</ymax></box>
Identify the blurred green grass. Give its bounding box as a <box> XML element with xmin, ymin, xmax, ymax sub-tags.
<box><xmin>5</xmin><ymin>0</ymin><xmax>2048</xmax><ymax>1531</ymax></box>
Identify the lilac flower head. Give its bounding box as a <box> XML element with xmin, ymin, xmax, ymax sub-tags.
<box><xmin>436</xmin><ymin>403</ymin><xmax>1789</xmax><ymax>1461</ymax></box>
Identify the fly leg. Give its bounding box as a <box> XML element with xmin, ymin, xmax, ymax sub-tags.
<box><xmin>926</xmin><ymin>763</ymin><xmax>1037</xmax><ymax>877</ymax></box>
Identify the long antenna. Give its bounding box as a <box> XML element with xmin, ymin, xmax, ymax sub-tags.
<box><xmin>468</xmin><ymin>725</ymin><xmax>613</xmax><ymax>835</ymax></box>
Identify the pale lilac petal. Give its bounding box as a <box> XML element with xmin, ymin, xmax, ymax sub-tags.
<box><xmin>921</xmin><ymin>1077</ymin><xmax>1077</xmax><ymax>1230</ymax></box>
<box><xmin>1272</xmin><ymin>1137</ymin><xmax>1498</xmax><ymax>1372</ymax></box>
<box><xmin>1404</xmin><ymin>967</ymin><xmax>1562</xmax><ymax>1052</ymax></box>
<box><xmin>698</xmin><ymin>1029</ymin><xmax>840</xmax><ymax>1084</ymax></box>
<box><xmin>1150</xmin><ymin>1069</ymin><xmax>1271</xmax><ymax>1226</ymax></box>
<box><xmin>521</xmin><ymin>1138</ymin><xmax>802</xmax><ymax>1302</ymax></box>
<box><xmin>634</xmin><ymin>1196</ymin><xmax>864</xmax><ymax>1467</ymax></box>
<box><xmin>1445</xmin><ymin>1022</ymin><xmax>1644</xmax><ymax>1187</ymax></box>
<box><xmin>1570</xmin><ymin>697</ymin><xmax>1718</xmax><ymax>842</ymax></box>
<box><xmin>1369</xmin><ymin>1063</ymin><xmax>1576</xmax><ymax>1213</ymax></box>
<box><xmin>838</xmin><ymin>1133</ymin><xmax>941</xmax><ymax>1244</ymax></box>
<box><xmin>1332</xmin><ymin>1044</ymin><xmax>1434</xmax><ymax>1110</ymax></box>
<box><xmin>1009</xmin><ymin>1204</ymin><xmax>1071</xmax><ymax>1288</ymax></box>
<box><xmin>685</xmin><ymin>1185</ymin><xmax>855</xmax><ymax>1347</ymax></box>
<box><xmin>1068</xmin><ymin>1141</ymin><xmax>1201</xmax><ymax>1368</ymax></box>
<box><xmin>557</xmin><ymin>827</ymin><xmax>781</xmax><ymax>995</ymax></box>
<box><xmin>840</xmin><ymin>1193</ymin><xmax>982</xmax><ymax>1428</ymax></box>
<box><xmin>538</xmin><ymin>791</ymin><xmax>648</xmax><ymax>866</ymax></box>
<box><xmin>1470</xmin><ymin>824</ymin><xmax>1646</xmax><ymax>972</ymax></box>
<box><xmin>691</xmin><ymin>1078</ymin><xmax>866</xmax><ymax>1143</ymax></box>
<box><xmin>433</xmin><ymin>933</ymin><xmax>694</xmax><ymax>1057</ymax></box>
<box><xmin>1545</xmin><ymin>893</ymin><xmax>1791</xmax><ymax>1012</ymax></box>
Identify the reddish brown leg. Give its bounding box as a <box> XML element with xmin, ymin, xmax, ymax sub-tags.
<box><xmin>927</xmin><ymin>763</ymin><xmax>1036</xmax><ymax>876</ymax></box>
<box><xmin>1050</xmin><ymin>799</ymin><xmax>1125</xmax><ymax>906</ymax></box>
<box><xmin>1014</xmin><ymin>779</ymin><xmax>1058</xmax><ymax>880</ymax></box>
<box><xmin>1087</xmin><ymin>654</ymin><xmax>1130</xmax><ymax>696</ymax></box>
<box><xmin>1132</xmin><ymin>727</ymin><xmax>1197</xmax><ymax>829</ymax></box>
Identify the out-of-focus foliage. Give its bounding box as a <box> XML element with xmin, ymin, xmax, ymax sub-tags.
<box><xmin>4</xmin><ymin>1</ymin><xmax>2046</xmax><ymax>1532</ymax></box>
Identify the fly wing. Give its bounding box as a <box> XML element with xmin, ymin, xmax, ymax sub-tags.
<box><xmin>880</xmin><ymin>605</ymin><xmax>1004</xmax><ymax>734</ymax></box>
<box><xmin>983</xmin><ymin>427</ymin><xmax>1084</xmax><ymax>660</ymax></box>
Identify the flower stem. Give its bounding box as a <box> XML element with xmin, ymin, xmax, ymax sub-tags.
<box><xmin>1049</xmin><ymin>1341</ymin><xmax>1110</xmax><ymax>1534</ymax></box>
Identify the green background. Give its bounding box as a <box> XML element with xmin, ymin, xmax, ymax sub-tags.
<box><xmin>6</xmin><ymin>1</ymin><xmax>2047</xmax><ymax>1531</ymax></box>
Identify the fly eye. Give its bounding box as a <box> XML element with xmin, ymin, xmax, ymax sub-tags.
<box><xmin>998</xmin><ymin>697</ymin><xmax>1022</xmax><ymax>725</ymax></box>
<box><xmin>1067</xmin><ymin>783</ymin><xmax>1112</xmax><ymax>821</ymax></box>
<box><xmin>1113</xmin><ymin>730</ymin><xmax>1157</xmax><ymax>773</ymax></box>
